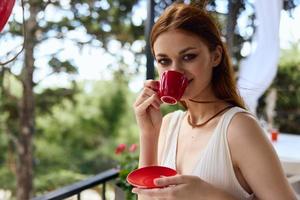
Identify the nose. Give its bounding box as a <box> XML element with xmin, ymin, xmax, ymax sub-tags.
<box><xmin>170</xmin><ymin>61</ymin><xmax>184</xmax><ymax>73</ymax></box>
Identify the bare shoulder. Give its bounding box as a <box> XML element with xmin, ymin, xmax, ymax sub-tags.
<box><xmin>227</xmin><ymin>111</ymin><xmax>274</xmax><ymax>167</ymax></box>
<box><xmin>227</xmin><ymin>111</ymin><xmax>296</xmax><ymax>199</ymax></box>
<box><xmin>227</xmin><ymin>111</ymin><xmax>266</xmax><ymax>147</ymax></box>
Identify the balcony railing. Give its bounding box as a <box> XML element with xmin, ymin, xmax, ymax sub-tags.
<box><xmin>32</xmin><ymin>168</ymin><xmax>119</xmax><ymax>200</ymax></box>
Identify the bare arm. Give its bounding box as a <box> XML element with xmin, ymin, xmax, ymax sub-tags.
<box><xmin>133</xmin><ymin>80</ymin><xmax>162</xmax><ymax>167</ymax></box>
<box><xmin>138</xmin><ymin>106</ymin><xmax>173</xmax><ymax>168</ymax></box>
<box><xmin>133</xmin><ymin>80</ymin><xmax>174</xmax><ymax>200</ymax></box>
<box><xmin>228</xmin><ymin>113</ymin><xmax>296</xmax><ymax>200</ymax></box>
<box><xmin>137</xmin><ymin>113</ymin><xmax>173</xmax><ymax>200</ymax></box>
<box><xmin>138</xmin><ymin>112</ymin><xmax>172</xmax><ymax>167</ymax></box>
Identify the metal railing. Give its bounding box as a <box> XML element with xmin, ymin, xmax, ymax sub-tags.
<box><xmin>32</xmin><ymin>168</ymin><xmax>119</xmax><ymax>200</ymax></box>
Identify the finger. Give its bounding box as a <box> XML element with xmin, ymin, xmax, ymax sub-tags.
<box><xmin>132</xmin><ymin>186</ymin><xmax>175</xmax><ymax>198</ymax></box>
<box><xmin>152</xmin><ymin>100</ymin><xmax>162</xmax><ymax>110</ymax></box>
<box><xmin>154</xmin><ymin>175</ymin><xmax>187</xmax><ymax>187</ymax></box>
<box><xmin>144</xmin><ymin>80</ymin><xmax>160</xmax><ymax>91</ymax></box>
<box><xmin>148</xmin><ymin>94</ymin><xmax>162</xmax><ymax>110</ymax></box>
<box><xmin>148</xmin><ymin>95</ymin><xmax>162</xmax><ymax>110</ymax></box>
<box><xmin>134</xmin><ymin>87</ymin><xmax>159</xmax><ymax>107</ymax></box>
<box><xmin>136</xmin><ymin>94</ymin><xmax>160</xmax><ymax>112</ymax></box>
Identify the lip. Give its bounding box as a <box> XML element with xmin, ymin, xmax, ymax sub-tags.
<box><xmin>188</xmin><ymin>79</ymin><xmax>193</xmax><ymax>84</ymax></box>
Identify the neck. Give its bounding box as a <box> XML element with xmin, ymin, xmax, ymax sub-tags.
<box><xmin>183</xmin><ymin>85</ymin><xmax>230</xmax><ymax>125</ymax></box>
<box><xmin>186</xmin><ymin>100</ymin><xmax>224</xmax><ymax>119</ymax></box>
<box><xmin>184</xmin><ymin>97</ymin><xmax>232</xmax><ymax>127</ymax></box>
<box><xmin>188</xmin><ymin>104</ymin><xmax>233</xmax><ymax>128</ymax></box>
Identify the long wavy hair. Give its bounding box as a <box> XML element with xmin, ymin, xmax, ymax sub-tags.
<box><xmin>150</xmin><ymin>3</ymin><xmax>246</xmax><ymax>109</ymax></box>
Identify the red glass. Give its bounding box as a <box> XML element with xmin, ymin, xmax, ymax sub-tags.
<box><xmin>127</xmin><ymin>166</ymin><xmax>177</xmax><ymax>188</ymax></box>
<box><xmin>0</xmin><ymin>0</ymin><xmax>16</xmax><ymax>32</ymax></box>
<box><xmin>159</xmin><ymin>70</ymin><xmax>188</xmax><ymax>104</ymax></box>
<box><xmin>271</xmin><ymin>130</ymin><xmax>278</xmax><ymax>142</ymax></box>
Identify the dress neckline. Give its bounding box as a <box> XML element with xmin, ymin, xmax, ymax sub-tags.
<box><xmin>174</xmin><ymin>107</ymin><xmax>233</xmax><ymax>175</ymax></box>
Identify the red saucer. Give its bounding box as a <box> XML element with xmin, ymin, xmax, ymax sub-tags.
<box><xmin>126</xmin><ymin>166</ymin><xmax>177</xmax><ymax>188</ymax></box>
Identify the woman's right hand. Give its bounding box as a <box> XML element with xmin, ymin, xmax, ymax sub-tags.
<box><xmin>133</xmin><ymin>80</ymin><xmax>163</xmax><ymax>135</ymax></box>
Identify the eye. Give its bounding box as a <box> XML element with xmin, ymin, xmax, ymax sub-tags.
<box><xmin>183</xmin><ymin>54</ymin><xmax>197</xmax><ymax>62</ymax></box>
<box><xmin>157</xmin><ymin>58</ymin><xmax>171</xmax><ymax>66</ymax></box>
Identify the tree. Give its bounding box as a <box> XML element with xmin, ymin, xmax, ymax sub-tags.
<box><xmin>0</xmin><ymin>0</ymin><xmax>143</xmax><ymax>199</ymax></box>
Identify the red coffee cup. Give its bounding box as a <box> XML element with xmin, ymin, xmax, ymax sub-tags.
<box><xmin>159</xmin><ymin>70</ymin><xmax>188</xmax><ymax>105</ymax></box>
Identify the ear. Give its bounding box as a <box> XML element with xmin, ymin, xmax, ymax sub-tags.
<box><xmin>211</xmin><ymin>45</ymin><xmax>222</xmax><ymax>67</ymax></box>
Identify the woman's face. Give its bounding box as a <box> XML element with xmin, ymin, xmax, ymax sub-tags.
<box><xmin>153</xmin><ymin>29</ymin><xmax>221</xmax><ymax>100</ymax></box>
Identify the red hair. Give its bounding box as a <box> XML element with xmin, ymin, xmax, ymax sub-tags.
<box><xmin>150</xmin><ymin>3</ymin><xmax>246</xmax><ymax>109</ymax></box>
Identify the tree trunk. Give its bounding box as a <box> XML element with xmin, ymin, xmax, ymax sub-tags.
<box><xmin>226</xmin><ymin>0</ymin><xmax>243</xmax><ymax>59</ymax></box>
<box><xmin>16</xmin><ymin>2</ymin><xmax>38</xmax><ymax>200</ymax></box>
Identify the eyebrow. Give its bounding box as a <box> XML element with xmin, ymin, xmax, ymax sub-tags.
<box><xmin>156</xmin><ymin>47</ymin><xmax>198</xmax><ymax>57</ymax></box>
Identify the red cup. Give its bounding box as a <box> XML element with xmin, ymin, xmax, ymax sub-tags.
<box><xmin>0</xmin><ymin>0</ymin><xmax>16</xmax><ymax>32</ymax></box>
<box><xmin>271</xmin><ymin>129</ymin><xmax>278</xmax><ymax>142</ymax></box>
<box><xmin>159</xmin><ymin>70</ymin><xmax>188</xmax><ymax>105</ymax></box>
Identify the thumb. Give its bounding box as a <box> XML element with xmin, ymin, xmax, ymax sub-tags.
<box><xmin>154</xmin><ymin>175</ymin><xmax>186</xmax><ymax>187</ymax></box>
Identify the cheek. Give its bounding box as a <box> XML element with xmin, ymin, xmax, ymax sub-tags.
<box><xmin>190</xmin><ymin>68</ymin><xmax>213</xmax><ymax>85</ymax></box>
<box><xmin>156</xmin><ymin>67</ymin><xmax>166</xmax><ymax>79</ymax></box>
<box><xmin>189</xmin><ymin>67</ymin><xmax>203</xmax><ymax>77</ymax></box>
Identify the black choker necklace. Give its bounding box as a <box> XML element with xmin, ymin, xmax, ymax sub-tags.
<box><xmin>187</xmin><ymin>105</ymin><xmax>234</xmax><ymax>128</ymax></box>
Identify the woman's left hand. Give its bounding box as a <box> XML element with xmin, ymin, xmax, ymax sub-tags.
<box><xmin>132</xmin><ymin>175</ymin><xmax>236</xmax><ymax>200</ymax></box>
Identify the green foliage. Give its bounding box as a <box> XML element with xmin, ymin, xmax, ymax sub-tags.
<box><xmin>258</xmin><ymin>45</ymin><xmax>300</xmax><ymax>133</ymax></box>
<box><xmin>273</xmin><ymin>46</ymin><xmax>300</xmax><ymax>133</ymax></box>
<box><xmin>35</xmin><ymin>86</ymin><xmax>77</xmax><ymax>115</ymax></box>
<box><xmin>48</xmin><ymin>58</ymin><xmax>78</xmax><ymax>74</ymax></box>
<box><xmin>0</xmin><ymin>133</ymin><xmax>8</xmax><ymax>163</ymax></box>
<box><xmin>27</xmin><ymin>77</ymin><xmax>140</xmax><ymax>195</ymax></box>
<box><xmin>34</xmin><ymin>170</ymin><xmax>86</xmax><ymax>193</ymax></box>
<box><xmin>115</xmin><ymin>144</ymin><xmax>139</xmax><ymax>200</ymax></box>
<box><xmin>0</xmin><ymin>167</ymin><xmax>15</xmax><ymax>189</ymax></box>
<box><xmin>99</xmin><ymin>86</ymin><xmax>127</xmax><ymax>137</ymax></box>
<box><xmin>32</xmin><ymin>79</ymin><xmax>139</xmax><ymax>193</ymax></box>
<box><xmin>161</xmin><ymin>103</ymin><xmax>186</xmax><ymax>116</ymax></box>
<box><xmin>0</xmin><ymin>133</ymin><xmax>15</xmax><ymax>189</ymax></box>
<box><xmin>0</xmin><ymin>73</ymin><xmax>22</xmax><ymax>124</ymax></box>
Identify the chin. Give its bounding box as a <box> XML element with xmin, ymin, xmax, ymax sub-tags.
<box><xmin>178</xmin><ymin>87</ymin><xmax>191</xmax><ymax>100</ymax></box>
<box><xmin>180</xmin><ymin>94</ymin><xmax>190</xmax><ymax>101</ymax></box>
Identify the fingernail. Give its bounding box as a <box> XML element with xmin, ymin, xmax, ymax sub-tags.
<box><xmin>132</xmin><ymin>188</ymin><xmax>138</xmax><ymax>194</ymax></box>
<box><xmin>155</xmin><ymin>103</ymin><xmax>160</xmax><ymax>109</ymax></box>
<box><xmin>154</xmin><ymin>178</ymin><xmax>161</xmax><ymax>185</ymax></box>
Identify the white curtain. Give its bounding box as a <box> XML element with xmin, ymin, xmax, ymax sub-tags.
<box><xmin>237</xmin><ymin>0</ymin><xmax>283</xmax><ymax>115</ymax></box>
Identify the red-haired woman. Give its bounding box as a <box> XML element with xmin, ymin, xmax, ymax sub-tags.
<box><xmin>133</xmin><ymin>3</ymin><xmax>296</xmax><ymax>200</ymax></box>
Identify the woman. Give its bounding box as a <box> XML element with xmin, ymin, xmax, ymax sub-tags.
<box><xmin>133</xmin><ymin>3</ymin><xmax>296</xmax><ymax>200</ymax></box>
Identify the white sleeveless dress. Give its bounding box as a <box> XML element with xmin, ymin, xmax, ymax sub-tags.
<box><xmin>160</xmin><ymin>107</ymin><xmax>255</xmax><ymax>199</ymax></box>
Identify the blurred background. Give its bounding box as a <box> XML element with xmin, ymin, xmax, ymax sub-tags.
<box><xmin>0</xmin><ymin>0</ymin><xmax>299</xmax><ymax>199</ymax></box>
